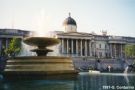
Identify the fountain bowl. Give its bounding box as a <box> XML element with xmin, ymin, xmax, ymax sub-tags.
<box><xmin>23</xmin><ymin>37</ymin><xmax>60</xmax><ymax>47</ymax></box>
<box><xmin>23</xmin><ymin>37</ymin><xmax>60</xmax><ymax>56</ymax></box>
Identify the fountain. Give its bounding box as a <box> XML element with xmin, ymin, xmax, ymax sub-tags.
<box><xmin>124</xmin><ymin>66</ymin><xmax>129</xmax><ymax>74</ymax></box>
<box><xmin>108</xmin><ymin>65</ymin><xmax>111</xmax><ymax>72</ymax></box>
<box><xmin>3</xmin><ymin>37</ymin><xmax>78</xmax><ymax>79</ymax></box>
<box><xmin>124</xmin><ymin>65</ymin><xmax>135</xmax><ymax>74</ymax></box>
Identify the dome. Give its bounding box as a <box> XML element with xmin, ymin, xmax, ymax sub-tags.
<box><xmin>63</xmin><ymin>13</ymin><xmax>77</xmax><ymax>26</ymax></box>
<box><xmin>63</xmin><ymin>13</ymin><xmax>77</xmax><ymax>32</ymax></box>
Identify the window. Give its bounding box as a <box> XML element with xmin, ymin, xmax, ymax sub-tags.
<box><xmin>99</xmin><ymin>52</ymin><xmax>102</xmax><ymax>57</ymax></box>
<box><xmin>105</xmin><ymin>44</ymin><xmax>107</xmax><ymax>49</ymax></box>
<box><xmin>99</xmin><ymin>44</ymin><xmax>101</xmax><ymax>48</ymax></box>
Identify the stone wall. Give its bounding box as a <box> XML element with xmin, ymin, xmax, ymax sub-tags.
<box><xmin>72</xmin><ymin>57</ymin><xmax>134</xmax><ymax>72</ymax></box>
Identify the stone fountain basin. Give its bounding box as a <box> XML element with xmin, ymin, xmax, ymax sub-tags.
<box><xmin>3</xmin><ymin>37</ymin><xmax>78</xmax><ymax>79</ymax></box>
<box><xmin>23</xmin><ymin>37</ymin><xmax>60</xmax><ymax>47</ymax></box>
<box><xmin>3</xmin><ymin>56</ymin><xmax>78</xmax><ymax>79</ymax></box>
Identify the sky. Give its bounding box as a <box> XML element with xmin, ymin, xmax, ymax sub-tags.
<box><xmin>0</xmin><ymin>0</ymin><xmax>135</xmax><ymax>37</ymax></box>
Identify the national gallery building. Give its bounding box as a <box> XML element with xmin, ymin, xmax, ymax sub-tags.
<box><xmin>50</xmin><ymin>14</ymin><xmax>135</xmax><ymax>60</ymax></box>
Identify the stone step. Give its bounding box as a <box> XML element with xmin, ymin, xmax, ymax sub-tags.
<box><xmin>9</xmin><ymin>56</ymin><xmax>71</xmax><ymax>60</ymax></box>
<box><xmin>7</xmin><ymin>58</ymin><xmax>72</xmax><ymax>61</ymax></box>
<box><xmin>6</xmin><ymin>59</ymin><xmax>72</xmax><ymax>63</ymax></box>
<box><xmin>6</xmin><ymin>62</ymin><xmax>72</xmax><ymax>65</ymax></box>
<box><xmin>6</xmin><ymin>62</ymin><xmax>72</xmax><ymax>66</ymax></box>
<box><xmin>5</xmin><ymin>64</ymin><xmax>74</xmax><ymax>68</ymax></box>
<box><xmin>5</xmin><ymin>64</ymin><xmax>74</xmax><ymax>71</ymax></box>
<box><xmin>6</xmin><ymin>61</ymin><xmax>73</xmax><ymax>65</ymax></box>
<box><xmin>5</xmin><ymin>67</ymin><xmax>74</xmax><ymax>71</ymax></box>
<box><xmin>4</xmin><ymin>68</ymin><xmax>75</xmax><ymax>71</ymax></box>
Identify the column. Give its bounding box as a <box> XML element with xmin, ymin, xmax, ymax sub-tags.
<box><xmin>93</xmin><ymin>42</ymin><xmax>96</xmax><ymax>57</ymax></box>
<box><xmin>0</xmin><ymin>39</ymin><xmax>2</xmax><ymax>53</ymax></box>
<box><xmin>6</xmin><ymin>38</ymin><xmax>8</xmax><ymax>49</ymax></box>
<box><xmin>110</xmin><ymin>44</ymin><xmax>112</xmax><ymax>58</ymax></box>
<box><xmin>76</xmin><ymin>39</ymin><xmax>78</xmax><ymax>56</ymax></box>
<box><xmin>91</xmin><ymin>42</ymin><xmax>95</xmax><ymax>56</ymax></box>
<box><xmin>114</xmin><ymin>44</ymin><xmax>116</xmax><ymax>58</ymax></box>
<box><xmin>80</xmin><ymin>39</ymin><xmax>82</xmax><ymax>56</ymax></box>
<box><xmin>89</xmin><ymin>40</ymin><xmax>91</xmax><ymax>56</ymax></box>
<box><xmin>71</xmin><ymin>39</ymin><xmax>74</xmax><ymax>55</ymax></box>
<box><xmin>123</xmin><ymin>45</ymin><xmax>125</xmax><ymax>58</ymax></box>
<box><xmin>62</xmin><ymin>38</ymin><xmax>64</xmax><ymax>53</ymax></box>
<box><xmin>85</xmin><ymin>40</ymin><xmax>87</xmax><ymax>56</ymax></box>
<box><xmin>67</xmin><ymin>39</ymin><xmax>69</xmax><ymax>54</ymax></box>
<box><xmin>121</xmin><ymin>44</ymin><xmax>123</xmax><ymax>58</ymax></box>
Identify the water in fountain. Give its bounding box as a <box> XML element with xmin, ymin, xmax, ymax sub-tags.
<box><xmin>0</xmin><ymin>75</ymin><xmax>3</xmax><ymax>80</ymax></box>
<box><xmin>124</xmin><ymin>66</ymin><xmax>129</xmax><ymax>74</ymax></box>
<box><xmin>108</xmin><ymin>65</ymin><xmax>111</xmax><ymax>72</ymax></box>
<box><xmin>19</xmin><ymin>42</ymin><xmax>36</xmax><ymax>56</ymax></box>
<box><xmin>123</xmin><ymin>66</ymin><xmax>130</xmax><ymax>85</ymax></box>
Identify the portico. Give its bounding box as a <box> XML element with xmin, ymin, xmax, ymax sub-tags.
<box><xmin>108</xmin><ymin>36</ymin><xmax>126</xmax><ymax>58</ymax></box>
<box><xmin>59</xmin><ymin>35</ymin><xmax>93</xmax><ymax>57</ymax></box>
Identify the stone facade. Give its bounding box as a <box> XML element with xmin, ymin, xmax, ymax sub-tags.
<box><xmin>50</xmin><ymin>31</ymin><xmax>135</xmax><ymax>59</ymax></box>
